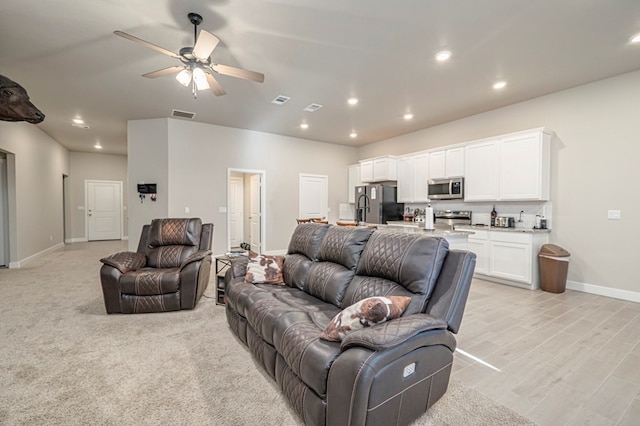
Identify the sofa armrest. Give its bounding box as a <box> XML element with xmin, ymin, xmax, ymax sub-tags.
<box><xmin>225</xmin><ymin>256</ymin><xmax>249</xmax><ymax>282</ymax></box>
<box><xmin>179</xmin><ymin>250</ymin><xmax>212</xmax><ymax>271</ymax></box>
<box><xmin>100</xmin><ymin>251</ymin><xmax>146</xmax><ymax>274</ymax></box>
<box><xmin>341</xmin><ymin>314</ymin><xmax>448</xmax><ymax>351</ymax></box>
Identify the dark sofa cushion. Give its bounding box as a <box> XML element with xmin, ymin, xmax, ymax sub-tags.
<box><xmin>348</xmin><ymin>233</ymin><xmax>449</xmax><ymax>314</ymax></box>
<box><xmin>316</xmin><ymin>226</ymin><xmax>374</xmax><ymax>270</ymax></box>
<box><xmin>119</xmin><ymin>268</ymin><xmax>180</xmax><ymax>295</ymax></box>
<box><xmin>286</xmin><ymin>223</ymin><xmax>330</xmax><ymax>260</ymax></box>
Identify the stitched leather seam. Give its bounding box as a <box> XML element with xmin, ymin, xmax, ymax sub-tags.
<box><xmin>346</xmin><ymin>351</ymin><xmax>376</xmax><ymax>425</ymax></box>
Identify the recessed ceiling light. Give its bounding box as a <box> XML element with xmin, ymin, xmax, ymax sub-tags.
<box><xmin>94</xmin><ymin>143</ymin><xmax>102</xmax><ymax>149</ymax></box>
<box><xmin>404</xmin><ymin>113</ymin><xmax>414</xmax><ymax>120</ymax></box>
<box><xmin>347</xmin><ymin>97</ymin><xmax>359</xmax><ymax>106</ymax></box>
<box><xmin>493</xmin><ymin>81</ymin><xmax>507</xmax><ymax>90</ymax></box>
<box><xmin>630</xmin><ymin>33</ymin><xmax>640</xmax><ymax>43</ymax></box>
<box><xmin>72</xmin><ymin>118</ymin><xmax>84</xmax><ymax>124</ymax></box>
<box><xmin>300</xmin><ymin>123</ymin><xmax>309</xmax><ymax>129</ymax></box>
<box><xmin>350</xmin><ymin>132</ymin><xmax>357</xmax><ymax>138</ymax></box>
<box><xmin>435</xmin><ymin>50</ymin><xmax>452</xmax><ymax>62</ymax></box>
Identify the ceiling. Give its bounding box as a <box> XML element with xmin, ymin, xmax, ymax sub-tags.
<box><xmin>2</xmin><ymin>0</ymin><xmax>640</xmax><ymax>155</ymax></box>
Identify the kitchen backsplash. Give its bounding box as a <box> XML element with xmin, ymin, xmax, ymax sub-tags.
<box><xmin>405</xmin><ymin>201</ymin><xmax>553</xmax><ymax>230</ymax></box>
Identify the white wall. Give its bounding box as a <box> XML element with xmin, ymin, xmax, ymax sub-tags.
<box><xmin>127</xmin><ymin>118</ymin><xmax>358</xmax><ymax>256</ymax></box>
<box><xmin>68</xmin><ymin>152</ymin><xmax>128</xmax><ymax>242</ymax></box>
<box><xmin>0</xmin><ymin>121</ymin><xmax>69</xmax><ymax>265</ymax></box>
<box><xmin>358</xmin><ymin>70</ymin><xmax>640</xmax><ymax>296</ymax></box>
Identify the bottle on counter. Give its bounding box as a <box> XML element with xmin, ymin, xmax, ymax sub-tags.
<box><xmin>491</xmin><ymin>204</ymin><xmax>497</xmax><ymax>226</ymax></box>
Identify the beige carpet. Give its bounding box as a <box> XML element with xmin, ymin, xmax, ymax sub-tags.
<box><xmin>0</xmin><ymin>241</ymin><xmax>535</xmax><ymax>425</ymax></box>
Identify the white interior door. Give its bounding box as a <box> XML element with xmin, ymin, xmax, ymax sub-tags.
<box><xmin>229</xmin><ymin>176</ymin><xmax>244</xmax><ymax>248</ymax></box>
<box><xmin>299</xmin><ymin>174</ymin><xmax>328</xmax><ymax>219</ymax></box>
<box><xmin>87</xmin><ymin>180</ymin><xmax>122</xmax><ymax>241</ymax></box>
<box><xmin>249</xmin><ymin>174</ymin><xmax>262</xmax><ymax>252</ymax></box>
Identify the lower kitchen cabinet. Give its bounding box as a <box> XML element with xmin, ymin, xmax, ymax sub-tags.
<box><xmin>467</xmin><ymin>230</ymin><xmax>489</xmax><ymax>274</ymax></box>
<box><xmin>464</xmin><ymin>227</ymin><xmax>549</xmax><ymax>290</ymax></box>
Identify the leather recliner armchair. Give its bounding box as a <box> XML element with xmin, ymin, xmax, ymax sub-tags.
<box><xmin>99</xmin><ymin>218</ymin><xmax>213</xmax><ymax>314</ymax></box>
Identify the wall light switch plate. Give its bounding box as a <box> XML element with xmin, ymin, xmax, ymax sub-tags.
<box><xmin>607</xmin><ymin>210</ymin><xmax>621</xmax><ymax>220</ymax></box>
<box><xmin>184</xmin><ymin>207</ymin><xmax>190</xmax><ymax>214</ymax></box>
<box><xmin>218</xmin><ymin>207</ymin><xmax>227</xmax><ymax>213</ymax></box>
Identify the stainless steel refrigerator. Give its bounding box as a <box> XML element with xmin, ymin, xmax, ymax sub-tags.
<box><xmin>354</xmin><ymin>184</ymin><xmax>404</xmax><ymax>224</ymax></box>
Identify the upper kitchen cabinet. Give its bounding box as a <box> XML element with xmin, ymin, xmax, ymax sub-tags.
<box><xmin>498</xmin><ymin>129</ymin><xmax>551</xmax><ymax>200</ymax></box>
<box><xmin>464</xmin><ymin>128</ymin><xmax>551</xmax><ymax>201</ymax></box>
<box><xmin>347</xmin><ymin>164</ymin><xmax>362</xmax><ymax>203</ymax></box>
<box><xmin>359</xmin><ymin>155</ymin><xmax>398</xmax><ymax>182</ymax></box>
<box><xmin>428</xmin><ymin>146</ymin><xmax>465</xmax><ymax>179</ymax></box>
<box><xmin>464</xmin><ymin>138</ymin><xmax>500</xmax><ymax>201</ymax></box>
<box><xmin>397</xmin><ymin>151</ymin><xmax>429</xmax><ymax>203</ymax></box>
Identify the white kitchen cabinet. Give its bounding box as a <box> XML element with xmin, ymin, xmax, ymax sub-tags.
<box><xmin>360</xmin><ymin>160</ymin><xmax>374</xmax><ymax>182</ymax></box>
<box><xmin>360</xmin><ymin>156</ymin><xmax>398</xmax><ymax>182</ymax></box>
<box><xmin>489</xmin><ymin>232</ymin><xmax>532</xmax><ymax>283</ymax></box>
<box><xmin>347</xmin><ymin>164</ymin><xmax>362</xmax><ymax>203</ymax></box>
<box><xmin>467</xmin><ymin>229</ymin><xmax>489</xmax><ymax>274</ymax></box>
<box><xmin>428</xmin><ymin>147</ymin><xmax>465</xmax><ymax>179</ymax></box>
<box><xmin>397</xmin><ymin>152</ymin><xmax>429</xmax><ymax>202</ymax></box>
<box><xmin>446</xmin><ymin>147</ymin><xmax>465</xmax><ymax>177</ymax></box>
<box><xmin>464</xmin><ymin>139</ymin><xmax>500</xmax><ymax>201</ymax></box>
<box><xmin>461</xmin><ymin>227</ymin><xmax>549</xmax><ymax>290</ymax></box>
<box><xmin>428</xmin><ymin>150</ymin><xmax>446</xmax><ymax>180</ymax></box>
<box><xmin>498</xmin><ymin>129</ymin><xmax>551</xmax><ymax>200</ymax></box>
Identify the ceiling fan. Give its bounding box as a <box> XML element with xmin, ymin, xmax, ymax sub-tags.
<box><xmin>114</xmin><ymin>12</ymin><xmax>264</xmax><ymax>97</ymax></box>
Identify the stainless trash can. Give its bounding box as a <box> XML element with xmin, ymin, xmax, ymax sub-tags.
<box><xmin>538</xmin><ymin>244</ymin><xmax>570</xmax><ymax>293</ymax></box>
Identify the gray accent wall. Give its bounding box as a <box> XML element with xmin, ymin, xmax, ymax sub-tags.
<box><xmin>358</xmin><ymin>69</ymin><xmax>640</xmax><ymax>296</ymax></box>
<box><xmin>127</xmin><ymin>118</ymin><xmax>358</xmax><ymax>255</ymax></box>
<box><xmin>0</xmin><ymin>122</ymin><xmax>69</xmax><ymax>265</ymax></box>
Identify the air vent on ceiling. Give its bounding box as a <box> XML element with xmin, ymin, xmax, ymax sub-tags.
<box><xmin>171</xmin><ymin>109</ymin><xmax>196</xmax><ymax>120</ymax></box>
<box><xmin>271</xmin><ymin>95</ymin><xmax>291</xmax><ymax>105</ymax></box>
<box><xmin>303</xmin><ymin>103</ymin><xmax>323</xmax><ymax>112</ymax></box>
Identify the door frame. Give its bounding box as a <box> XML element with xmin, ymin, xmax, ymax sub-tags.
<box><xmin>228</xmin><ymin>175</ymin><xmax>244</xmax><ymax>248</ymax></box>
<box><xmin>84</xmin><ymin>179</ymin><xmax>123</xmax><ymax>241</ymax></box>
<box><xmin>226</xmin><ymin>168</ymin><xmax>266</xmax><ymax>253</ymax></box>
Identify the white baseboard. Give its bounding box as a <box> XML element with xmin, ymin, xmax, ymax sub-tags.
<box><xmin>9</xmin><ymin>242</ymin><xmax>65</xmax><ymax>269</ymax></box>
<box><xmin>65</xmin><ymin>238</ymin><xmax>88</xmax><ymax>243</ymax></box>
<box><xmin>567</xmin><ymin>280</ymin><xmax>640</xmax><ymax>303</ymax></box>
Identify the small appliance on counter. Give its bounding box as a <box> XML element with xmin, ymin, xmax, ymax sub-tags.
<box><xmin>494</xmin><ymin>216</ymin><xmax>515</xmax><ymax>228</ymax></box>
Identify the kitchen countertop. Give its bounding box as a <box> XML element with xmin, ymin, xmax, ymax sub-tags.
<box><xmin>455</xmin><ymin>224</ymin><xmax>551</xmax><ymax>234</ymax></box>
<box><xmin>379</xmin><ymin>222</ymin><xmax>473</xmax><ymax>237</ymax></box>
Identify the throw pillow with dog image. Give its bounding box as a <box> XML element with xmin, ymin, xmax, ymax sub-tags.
<box><xmin>244</xmin><ymin>251</ymin><xmax>285</xmax><ymax>285</ymax></box>
<box><xmin>319</xmin><ymin>296</ymin><xmax>411</xmax><ymax>341</ymax></box>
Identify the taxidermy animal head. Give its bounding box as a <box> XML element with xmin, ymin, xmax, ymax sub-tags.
<box><xmin>0</xmin><ymin>74</ymin><xmax>45</xmax><ymax>123</ymax></box>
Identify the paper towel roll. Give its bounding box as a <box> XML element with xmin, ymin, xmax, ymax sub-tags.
<box><xmin>425</xmin><ymin>206</ymin><xmax>434</xmax><ymax>230</ymax></box>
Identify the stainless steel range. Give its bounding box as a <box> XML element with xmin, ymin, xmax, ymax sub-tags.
<box><xmin>433</xmin><ymin>210</ymin><xmax>472</xmax><ymax>230</ymax></box>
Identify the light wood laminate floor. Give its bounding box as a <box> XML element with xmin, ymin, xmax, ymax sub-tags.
<box><xmin>452</xmin><ymin>279</ymin><xmax>640</xmax><ymax>425</ymax></box>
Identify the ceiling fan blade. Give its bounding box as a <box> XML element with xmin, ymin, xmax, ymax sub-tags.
<box><xmin>114</xmin><ymin>30</ymin><xmax>181</xmax><ymax>59</ymax></box>
<box><xmin>142</xmin><ymin>66</ymin><xmax>185</xmax><ymax>78</ymax></box>
<box><xmin>205</xmin><ymin>72</ymin><xmax>226</xmax><ymax>96</ymax></box>
<box><xmin>193</xmin><ymin>30</ymin><xmax>220</xmax><ymax>61</ymax></box>
<box><xmin>212</xmin><ymin>64</ymin><xmax>265</xmax><ymax>83</ymax></box>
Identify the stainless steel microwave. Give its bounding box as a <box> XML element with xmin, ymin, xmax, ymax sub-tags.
<box><xmin>427</xmin><ymin>177</ymin><xmax>464</xmax><ymax>200</ymax></box>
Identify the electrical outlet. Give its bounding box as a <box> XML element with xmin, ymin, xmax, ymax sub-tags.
<box><xmin>607</xmin><ymin>210</ymin><xmax>621</xmax><ymax>220</ymax></box>
<box><xmin>403</xmin><ymin>362</ymin><xmax>416</xmax><ymax>378</ymax></box>
<box><xmin>184</xmin><ymin>207</ymin><xmax>190</xmax><ymax>214</ymax></box>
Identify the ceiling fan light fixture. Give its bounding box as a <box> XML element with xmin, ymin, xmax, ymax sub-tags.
<box><xmin>176</xmin><ymin>69</ymin><xmax>192</xmax><ymax>87</ymax></box>
<box><xmin>192</xmin><ymin>67</ymin><xmax>209</xmax><ymax>90</ymax></box>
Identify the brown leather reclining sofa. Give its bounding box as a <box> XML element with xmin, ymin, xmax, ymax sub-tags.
<box><xmin>224</xmin><ymin>223</ymin><xmax>476</xmax><ymax>426</ymax></box>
